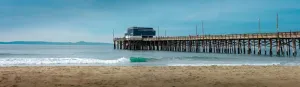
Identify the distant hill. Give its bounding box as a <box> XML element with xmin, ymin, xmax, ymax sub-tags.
<box><xmin>0</xmin><ymin>41</ymin><xmax>112</xmax><ymax>45</ymax></box>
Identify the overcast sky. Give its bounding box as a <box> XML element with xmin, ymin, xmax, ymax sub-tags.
<box><xmin>0</xmin><ymin>0</ymin><xmax>299</xmax><ymax>43</ymax></box>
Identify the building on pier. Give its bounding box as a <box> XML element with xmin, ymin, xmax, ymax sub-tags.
<box><xmin>125</xmin><ymin>27</ymin><xmax>156</xmax><ymax>38</ymax></box>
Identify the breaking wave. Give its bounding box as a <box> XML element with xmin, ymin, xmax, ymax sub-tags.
<box><xmin>0</xmin><ymin>57</ymin><xmax>130</xmax><ymax>66</ymax></box>
<box><xmin>0</xmin><ymin>56</ymin><xmax>298</xmax><ymax>66</ymax></box>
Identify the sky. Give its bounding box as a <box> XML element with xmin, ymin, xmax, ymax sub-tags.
<box><xmin>0</xmin><ymin>0</ymin><xmax>300</xmax><ymax>43</ymax></box>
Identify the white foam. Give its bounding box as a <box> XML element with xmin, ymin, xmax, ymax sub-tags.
<box><xmin>0</xmin><ymin>57</ymin><xmax>130</xmax><ymax>66</ymax></box>
<box><xmin>167</xmin><ymin>63</ymin><xmax>282</xmax><ymax>66</ymax></box>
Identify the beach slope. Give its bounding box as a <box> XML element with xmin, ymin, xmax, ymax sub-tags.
<box><xmin>1</xmin><ymin>66</ymin><xmax>300</xmax><ymax>87</ymax></box>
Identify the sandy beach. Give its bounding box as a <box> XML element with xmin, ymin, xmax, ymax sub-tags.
<box><xmin>1</xmin><ymin>66</ymin><xmax>300</xmax><ymax>87</ymax></box>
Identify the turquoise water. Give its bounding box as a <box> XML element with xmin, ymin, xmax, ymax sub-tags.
<box><xmin>0</xmin><ymin>44</ymin><xmax>299</xmax><ymax>66</ymax></box>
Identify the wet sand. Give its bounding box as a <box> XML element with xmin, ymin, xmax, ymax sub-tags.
<box><xmin>1</xmin><ymin>66</ymin><xmax>300</xmax><ymax>87</ymax></box>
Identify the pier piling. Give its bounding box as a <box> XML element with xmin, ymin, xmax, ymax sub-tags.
<box><xmin>114</xmin><ymin>32</ymin><xmax>300</xmax><ymax>57</ymax></box>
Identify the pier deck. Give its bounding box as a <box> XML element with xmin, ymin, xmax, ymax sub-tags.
<box><xmin>114</xmin><ymin>31</ymin><xmax>300</xmax><ymax>57</ymax></box>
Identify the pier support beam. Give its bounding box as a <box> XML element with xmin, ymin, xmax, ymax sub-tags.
<box><xmin>113</xmin><ymin>41</ymin><xmax>116</xmax><ymax>49</ymax></box>
<box><xmin>233</xmin><ymin>40</ymin><xmax>236</xmax><ymax>54</ymax></box>
<box><xmin>298</xmin><ymin>39</ymin><xmax>300</xmax><ymax>49</ymax></box>
<box><xmin>288</xmin><ymin>39</ymin><xmax>291</xmax><ymax>56</ymax></box>
<box><xmin>209</xmin><ymin>40</ymin><xmax>212</xmax><ymax>53</ymax></box>
<box><xmin>237</xmin><ymin>40</ymin><xmax>240</xmax><ymax>54</ymax></box>
<box><xmin>157</xmin><ymin>41</ymin><xmax>160</xmax><ymax>51</ymax></box>
<box><xmin>248</xmin><ymin>40</ymin><xmax>251</xmax><ymax>54</ymax></box>
<box><xmin>293</xmin><ymin>39</ymin><xmax>297</xmax><ymax>57</ymax></box>
<box><xmin>121</xmin><ymin>41</ymin><xmax>123</xmax><ymax>49</ymax></box>
<box><xmin>189</xmin><ymin>41</ymin><xmax>192</xmax><ymax>52</ymax></box>
<box><xmin>225</xmin><ymin>40</ymin><xmax>227</xmax><ymax>53</ymax></box>
<box><xmin>253</xmin><ymin>40</ymin><xmax>256</xmax><ymax>54</ymax></box>
<box><xmin>196</xmin><ymin>40</ymin><xmax>199</xmax><ymax>52</ymax></box>
<box><xmin>258</xmin><ymin>39</ymin><xmax>261</xmax><ymax>55</ymax></box>
<box><xmin>270</xmin><ymin>39</ymin><xmax>273</xmax><ymax>56</ymax></box>
<box><xmin>183</xmin><ymin>41</ymin><xmax>186</xmax><ymax>52</ymax></box>
<box><xmin>276</xmin><ymin>39</ymin><xmax>281</xmax><ymax>56</ymax></box>
<box><xmin>203</xmin><ymin>40</ymin><xmax>205</xmax><ymax>53</ymax></box>
<box><xmin>243</xmin><ymin>40</ymin><xmax>246</xmax><ymax>54</ymax></box>
<box><xmin>286</xmin><ymin>39</ymin><xmax>289</xmax><ymax>56</ymax></box>
<box><xmin>217</xmin><ymin>40</ymin><xmax>220</xmax><ymax>53</ymax></box>
<box><xmin>179</xmin><ymin>41</ymin><xmax>182</xmax><ymax>52</ymax></box>
<box><xmin>264</xmin><ymin>39</ymin><xmax>267</xmax><ymax>55</ymax></box>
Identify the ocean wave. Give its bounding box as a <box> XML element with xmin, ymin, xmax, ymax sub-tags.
<box><xmin>0</xmin><ymin>57</ymin><xmax>130</xmax><ymax>66</ymax></box>
<box><xmin>0</xmin><ymin>56</ymin><xmax>298</xmax><ymax>66</ymax></box>
<box><xmin>0</xmin><ymin>53</ymin><xmax>36</xmax><ymax>56</ymax></box>
<box><xmin>167</xmin><ymin>63</ymin><xmax>282</xmax><ymax>66</ymax></box>
<box><xmin>182</xmin><ymin>56</ymin><xmax>219</xmax><ymax>59</ymax></box>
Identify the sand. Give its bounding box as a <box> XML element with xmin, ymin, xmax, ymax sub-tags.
<box><xmin>1</xmin><ymin>66</ymin><xmax>300</xmax><ymax>87</ymax></box>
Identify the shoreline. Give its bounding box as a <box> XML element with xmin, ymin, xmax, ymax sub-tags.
<box><xmin>0</xmin><ymin>63</ymin><xmax>291</xmax><ymax>67</ymax></box>
<box><xmin>1</xmin><ymin>66</ymin><xmax>300</xmax><ymax>87</ymax></box>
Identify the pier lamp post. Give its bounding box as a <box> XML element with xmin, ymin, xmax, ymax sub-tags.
<box><xmin>165</xmin><ymin>30</ymin><xmax>167</xmax><ymax>37</ymax></box>
<box><xmin>196</xmin><ymin>25</ymin><xmax>198</xmax><ymax>36</ymax></box>
<box><xmin>202</xmin><ymin>21</ymin><xmax>204</xmax><ymax>36</ymax></box>
<box><xmin>158</xmin><ymin>26</ymin><xmax>160</xmax><ymax>37</ymax></box>
<box><xmin>276</xmin><ymin>13</ymin><xmax>280</xmax><ymax>56</ymax></box>
<box><xmin>276</xmin><ymin>13</ymin><xmax>279</xmax><ymax>33</ymax></box>
<box><xmin>258</xmin><ymin>18</ymin><xmax>261</xmax><ymax>33</ymax></box>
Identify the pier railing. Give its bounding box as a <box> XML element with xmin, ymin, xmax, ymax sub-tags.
<box><xmin>114</xmin><ymin>31</ymin><xmax>300</xmax><ymax>41</ymax></box>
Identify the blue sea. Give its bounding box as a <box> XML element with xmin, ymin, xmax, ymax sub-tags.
<box><xmin>0</xmin><ymin>44</ymin><xmax>300</xmax><ymax>66</ymax></box>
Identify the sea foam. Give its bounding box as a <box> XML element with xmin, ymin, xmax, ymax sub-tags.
<box><xmin>0</xmin><ymin>57</ymin><xmax>129</xmax><ymax>66</ymax></box>
<box><xmin>167</xmin><ymin>63</ymin><xmax>282</xmax><ymax>66</ymax></box>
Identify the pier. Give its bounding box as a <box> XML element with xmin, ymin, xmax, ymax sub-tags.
<box><xmin>114</xmin><ymin>31</ymin><xmax>300</xmax><ymax>57</ymax></box>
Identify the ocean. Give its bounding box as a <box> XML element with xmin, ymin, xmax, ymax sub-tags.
<box><xmin>0</xmin><ymin>44</ymin><xmax>299</xmax><ymax>66</ymax></box>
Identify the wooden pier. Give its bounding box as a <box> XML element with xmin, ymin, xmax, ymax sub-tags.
<box><xmin>114</xmin><ymin>31</ymin><xmax>300</xmax><ymax>57</ymax></box>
